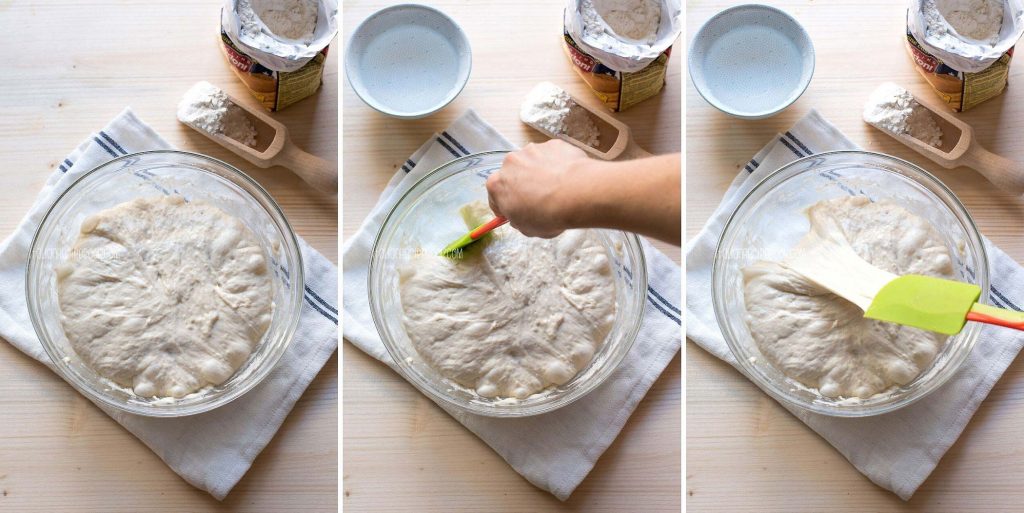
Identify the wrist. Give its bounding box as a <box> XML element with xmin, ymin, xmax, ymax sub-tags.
<box><xmin>555</xmin><ymin>157</ymin><xmax>606</xmax><ymax>230</ymax></box>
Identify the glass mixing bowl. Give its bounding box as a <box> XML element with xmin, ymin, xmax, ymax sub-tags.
<box><xmin>368</xmin><ymin>151</ymin><xmax>647</xmax><ymax>417</ymax></box>
<box><xmin>712</xmin><ymin>150</ymin><xmax>988</xmax><ymax>417</ymax></box>
<box><xmin>26</xmin><ymin>150</ymin><xmax>304</xmax><ymax>417</ymax></box>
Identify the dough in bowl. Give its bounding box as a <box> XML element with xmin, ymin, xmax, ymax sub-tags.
<box><xmin>57</xmin><ymin>196</ymin><xmax>274</xmax><ymax>399</ymax></box>
<box><xmin>398</xmin><ymin>202</ymin><xmax>617</xmax><ymax>400</ymax></box>
<box><xmin>742</xmin><ymin>196</ymin><xmax>955</xmax><ymax>399</ymax></box>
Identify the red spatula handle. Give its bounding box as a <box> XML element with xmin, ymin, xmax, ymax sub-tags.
<box><xmin>470</xmin><ymin>216</ymin><xmax>508</xmax><ymax>240</ymax></box>
<box><xmin>966</xmin><ymin>303</ymin><xmax>1024</xmax><ymax>331</ymax></box>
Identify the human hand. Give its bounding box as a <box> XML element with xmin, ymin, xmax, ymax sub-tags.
<box><xmin>486</xmin><ymin>140</ymin><xmax>590</xmax><ymax>238</ymax></box>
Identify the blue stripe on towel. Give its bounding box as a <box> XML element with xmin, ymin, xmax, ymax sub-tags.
<box><xmin>785</xmin><ymin>131</ymin><xmax>813</xmax><ymax>155</ymax></box>
<box><xmin>436</xmin><ymin>137</ymin><xmax>462</xmax><ymax>158</ymax></box>
<box><xmin>779</xmin><ymin>136</ymin><xmax>804</xmax><ymax>158</ymax></box>
<box><xmin>305</xmin><ymin>285</ymin><xmax>338</xmax><ymax>315</ymax></box>
<box><xmin>647</xmin><ymin>294</ymin><xmax>681</xmax><ymax>325</ymax></box>
<box><xmin>744</xmin><ymin>158</ymin><xmax>760</xmax><ymax>174</ymax></box>
<box><xmin>442</xmin><ymin>131</ymin><xmax>470</xmax><ymax>155</ymax></box>
<box><xmin>991</xmin><ymin>286</ymin><xmax>1021</xmax><ymax>311</ymax></box>
<box><xmin>305</xmin><ymin>295</ymin><xmax>338</xmax><ymax>325</ymax></box>
<box><xmin>99</xmin><ymin>131</ymin><xmax>127</xmax><ymax>155</ymax></box>
<box><xmin>647</xmin><ymin>285</ymin><xmax>681</xmax><ymax>316</ymax></box>
<box><xmin>93</xmin><ymin>136</ymin><xmax>118</xmax><ymax>157</ymax></box>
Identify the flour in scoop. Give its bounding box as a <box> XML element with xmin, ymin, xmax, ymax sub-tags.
<box><xmin>742</xmin><ymin>196</ymin><xmax>955</xmax><ymax>399</ymax></box>
<box><xmin>864</xmin><ymin>82</ymin><xmax>943</xmax><ymax>148</ymax></box>
<box><xmin>521</xmin><ymin>82</ymin><xmax>601</xmax><ymax>148</ymax></box>
<box><xmin>57</xmin><ymin>196</ymin><xmax>274</xmax><ymax>399</ymax></box>
<box><xmin>177</xmin><ymin>81</ymin><xmax>258</xmax><ymax>147</ymax></box>
<box><xmin>398</xmin><ymin>202</ymin><xmax>617</xmax><ymax>400</ymax></box>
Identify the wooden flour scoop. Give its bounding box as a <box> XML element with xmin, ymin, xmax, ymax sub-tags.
<box><xmin>183</xmin><ymin>90</ymin><xmax>338</xmax><ymax>194</ymax></box>
<box><xmin>523</xmin><ymin>85</ymin><xmax>652</xmax><ymax>161</ymax></box>
<box><xmin>876</xmin><ymin>91</ymin><xmax>1024</xmax><ymax>195</ymax></box>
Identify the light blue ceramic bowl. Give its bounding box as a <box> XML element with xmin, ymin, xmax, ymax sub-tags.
<box><xmin>689</xmin><ymin>4</ymin><xmax>815</xmax><ymax>119</ymax></box>
<box><xmin>346</xmin><ymin>4</ymin><xmax>472</xmax><ymax>119</ymax></box>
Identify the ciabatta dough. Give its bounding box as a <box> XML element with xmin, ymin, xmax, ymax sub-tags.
<box><xmin>57</xmin><ymin>196</ymin><xmax>274</xmax><ymax>398</ymax></box>
<box><xmin>742</xmin><ymin>196</ymin><xmax>955</xmax><ymax>399</ymax></box>
<box><xmin>399</xmin><ymin>213</ymin><xmax>617</xmax><ymax>400</ymax></box>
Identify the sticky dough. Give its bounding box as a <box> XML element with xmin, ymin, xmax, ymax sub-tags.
<box><xmin>398</xmin><ymin>203</ymin><xmax>617</xmax><ymax>400</ymax></box>
<box><xmin>742</xmin><ymin>196</ymin><xmax>955</xmax><ymax>399</ymax></box>
<box><xmin>57</xmin><ymin>196</ymin><xmax>274</xmax><ymax>398</ymax></box>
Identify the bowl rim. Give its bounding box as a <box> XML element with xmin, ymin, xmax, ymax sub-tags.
<box><xmin>344</xmin><ymin>3</ymin><xmax>473</xmax><ymax>119</ymax></box>
<box><xmin>367</xmin><ymin>150</ymin><xmax>648</xmax><ymax>417</ymax></box>
<box><xmin>25</xmin><ymin>149</ymin><xmax>305</xmax><ymax>417</ymax></box>
<box><xmin>688</xmin><ymin>3</ymin><xmax>816</xmax><ymax>119</ymax></box>
<box><xmin>711</xmin><ymin>149</ymin><xmax>989</xmax><ymax>417</ymax></box>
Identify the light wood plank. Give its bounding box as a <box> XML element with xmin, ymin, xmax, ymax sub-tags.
<box><xmin>687</xmin><ymin>1</ymin><xmax>1024</xmax><ymax>510</ymax></box>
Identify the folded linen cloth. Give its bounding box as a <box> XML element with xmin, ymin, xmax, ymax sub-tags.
<box><xmin>0</xmin><ymin>108</ymin><xmax>339</xmax><ymax>500</ymax></box>
<box><xmin>342</xmin><ymin>109</ymin><xmax>682</xmax><ymax>500</ymax></box>
<box><xmin>686</xmin><ymin>109</ymin><xmax>1024</xmax><ymax>500</ymax></box>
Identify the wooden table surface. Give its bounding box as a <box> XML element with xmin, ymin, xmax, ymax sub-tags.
<box><xmin>687</xmin><ymin>1</ymin><xmax>1024</xmax><ymax>511</ymax></box>
<box><xmin>0</xmin><ymin>2</ymin><xmax>337</xmax><ymax>511</ymax></box>
<box><xmin>342</xmin><ymin>1</ymin><xmax>681</xmax><ymax>510</ymax></box>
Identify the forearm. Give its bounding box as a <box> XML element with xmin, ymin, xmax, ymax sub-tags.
<box><xmin>562</xmin><ymin>154</ymin><xmax>681</xmax><ymax>245</ymax></box>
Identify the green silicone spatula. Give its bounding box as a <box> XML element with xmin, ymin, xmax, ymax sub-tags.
<box><xmin>865</xmin><ymin>275</ymin><xmax>1024</xmax><ymax>335</ymax></box>
<box><xmin>438</xmin><ymin>203</ymin><xmax>509</xmax><ymax>258</ymax></box>
<box><xmin>784</xmin><ymin>228</ymin><xmax>1024</xmax><ymax>335</ymax></box>
<box><xmin>439</xmin><ymin>216</ymin><xmax>508</xmax><ymax>257</ymax></box>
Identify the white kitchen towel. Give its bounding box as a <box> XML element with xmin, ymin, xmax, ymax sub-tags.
<box><xmin>0</xmin><ymin>108</ymin><xmax>338</xmax><ymax>500</ymax></box>
<box><xmin>686</xmin><ymin>109</ymin><xmax>1024</xmax><ymax>500</ymax></box>
<box><xmin>342</xmin><ymin>109</ymin><xmax>682</xmax><ymax>501</ymax></box>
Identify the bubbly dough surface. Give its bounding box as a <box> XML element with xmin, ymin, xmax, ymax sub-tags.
<box><xmin>57</xmin><ymin>196</ymin><xmax>274</xmax><ymax>398</ymax></box>
<box><xmin>742</xmin><ymin>196</ymin><xmax>955</xmax><ymax>399</ymax></box>
<box><xmin>399</xmin><ymin>206</ymin><xmax>617</xmax><ymax>400</ymax></box>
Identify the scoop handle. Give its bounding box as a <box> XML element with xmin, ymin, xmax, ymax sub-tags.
<box><xmin>961</xmin><ymin>144</ymin><xmax>1024</xmax><ymax>195</ymax></box>
<box><xmin>273</xmin><ymin>141</ymin><xmax>338</xmax><ymax>194</ymax></box>
<box><xmin>618</xmin><ymin>138</ymin><xmax>652</xmax><ymax>160</ymax></box>
<box><xmin>966</xmin><ymin>303</ymin><xmax>1024</xmax><ymax>331</ymax></box>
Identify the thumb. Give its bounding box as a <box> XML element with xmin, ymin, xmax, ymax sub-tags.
<box><xmin>485</xmin><ymin>173</ymin><xmax>505</xmax><ymax>219</ymax></box>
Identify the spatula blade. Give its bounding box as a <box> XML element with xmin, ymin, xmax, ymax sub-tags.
<box><xmin>438</xmin><ymin>233</ymin><xmax>474</xmax><ymax>258</ymax></box>
<box><xmin>864</xmin><ymin>275</ymin><xmax>981</xmax><ymax>335</ymax></box>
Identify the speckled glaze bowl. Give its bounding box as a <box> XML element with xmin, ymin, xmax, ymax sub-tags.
<box><xmin>689</xmin><ymin>4</ymin><xmax>815</xmax><ymax>119</ymax></box>
<box><xmin>713</xmin><ymin>151</ymin><xmax>988</xmax><ymax>417</ymax></box>
<box><xmin>345</xmin><ymin>4</ymin><xmax>472</xmax><ymax>119</ymax></box>
<box><xmin>26</xmin><ymin>151</ymin><xmax>303</xmax><ymax>417</ymax></box>
<box><xmin>367</xmin><ymin>151</ymin><xmax>647</xmax><ymax>417</ymax></box>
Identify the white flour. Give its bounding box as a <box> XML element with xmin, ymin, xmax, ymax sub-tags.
<box><xmin>863</xmin><ymin>82</ymin><xmax>943</xmax><ymax>148</ymax></box>
<box><xmin>520</xmin><ymin>82</ymin><xmax>601</xmax><ymax>148</ymax></box>
<box><xmin>583</xmin><ymin>0</ymin><xmax>661</xmax><ymax>44</ymax></box>
<box><xmin>177</xmin><ymin>81</ymin><xmax>258</xmax><ymax>148</ymax></box>
<box><xmin>925</xmin><ymin>0</ymin><xmax>1004</xmax><ymax>45</ymax></box>
<box><xmin>240</xmin><ymin>0</ymin><xmax>318</xmax><ymax>42</ymax></box>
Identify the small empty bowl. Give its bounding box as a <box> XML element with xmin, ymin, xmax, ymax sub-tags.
<box><xmin>689</xmin><ymin>4</ymin><xmax>815</xmax><ymax>119</ymax></box>
<box><xmin>345</xmin><ymin>4</ymin><xmax>472</xmax><ymax>119</ymax></box>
